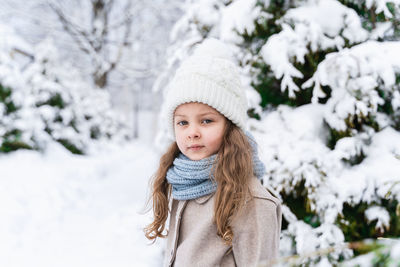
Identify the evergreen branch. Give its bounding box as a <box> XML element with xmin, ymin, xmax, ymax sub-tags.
<box><xmin>260</xmin><ymin>238</ymin><xmax>400</xmax><ymax>266</ymax></box>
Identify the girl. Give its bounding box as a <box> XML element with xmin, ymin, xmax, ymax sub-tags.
<box><xmin>145</xmin><ymin>39</ymin><xmax>281</xmax><ymax>267</ymax></box>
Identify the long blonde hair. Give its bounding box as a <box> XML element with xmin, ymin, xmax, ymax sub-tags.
<box><xmin>144</xmin><ymin>120</ymin><xmax>253</xmax><ymax>246</ymax></box>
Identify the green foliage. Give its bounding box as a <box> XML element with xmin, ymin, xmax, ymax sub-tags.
<box><xmin>280</xmin><ymin>180</ymin><xmax>321</xmax><ymax>229</ymax></box>
<box><xmin>241</xmin><ymin>1</ymin><xmax>287</xmax><ymax>51</ymax></box>
<box><xmin>57</xmin><ymin>139</ymin><xmax>83</xmax><ymax>155</ymax></box>
<box><xmin>370</xmin><ymin>251</ymin><xmax>392</xmax><ymax>267</ymax></box>
<box><xmin>90</xmin><ymin>125</ymin><xmax>101</xmax><ymax>139</ymax></box>
<box><xmin>0</xmin><ymin>84</ymin><xmax>31</xmax><ymax>153</ymax></box>
<box><xmin>36</xmin><ymin>92</ymin><xmax>65</xmax><ymax>109</ymax></box>
<box><xmin>325</xmin><ymin>114</ymin><xmax>377</xmax><ymax>151</ymax></box>
<box><xmin>338</xmin><ymin>199</ymin><xmax>400</xmax><ymax>243</ymax></box>
<box><xmin>242</xmin><ymin>1</ymin><xmax>400</xmax><ymax>111</ymax></box>
<box><xmin>377</xmin><ymin>75</ymin><xmax>400</xmax><ymax>114</ymax></box>
<box><xmin>252</xmin><ymin>62</ymin><xmax>294</xmax><ymax>107</ymax></box>
<box><xmin>339</xmin><ymin>0</ymin><xmax>400</xmax><ymax>40</ymax></box>
<box><xmin>291</xmin><ymin>49</ymin><xmax>335</xmax><ymax>104</ymax></box>
<box><xmin>326</xmin><ymin>125</ymin><xmax>351</xmax><ymax>151</ymax></box>
<box><xmin>377</xmin><ymin>75</ymin><xmax>400</xmax><ymax>131</ymax></box>
<box><xmin>234</xmin><ymin>0</ymin><xmax>400</xmax><ymax>265</ymax></box>
<box><xmin>0</xmin><ymin>84</ymin><xmax>18</xmax><ymax>114</ymax></box>
<box><xmin>344</xmin><ymin>239</ymin><xmax>400</xmax><ymax>267</ymax></box>
<box><xmin>241</xmin><ymin>1</ymin><xmax>296</xmax><ymax>108</ymax></box>
<box><xmin>393</xmin><ymin>111</ymin><xmax>400</xmax><ymax>131</ymax></box>
<box><xmin>243</xmin><ymin>1</ymin><xmax>338</xmax><ymax>108</ymax></box>
<box><xmin>0</xmin><ymin>129</ymin><xmax>33</xmax><ymax>153</ymax></box>
<box><xmin>0</xmin><ymin>83</ymin><xmax>83</xmax><ymax>154</ymax></box>
<box><xmin>326</xmin><ymin>79</ymin><xmax>397</xmax><ymax>152</ymax></box>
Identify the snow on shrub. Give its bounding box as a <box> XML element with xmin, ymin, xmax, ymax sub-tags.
<box><xmin>0</xmin><ymin>25</ymin><xmax>131</xmax><ymax>154</ymax></box>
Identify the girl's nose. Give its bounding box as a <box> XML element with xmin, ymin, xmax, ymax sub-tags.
<box><xmin>187</xmin><ymin>125</ymin><xmax>201</xmax><ymax>139</ymax></box>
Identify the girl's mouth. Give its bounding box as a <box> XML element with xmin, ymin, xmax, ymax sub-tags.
<box><xmin>188</xmin><ymin>145</ymin><xmax>204</xmax><ymax>151</ymax></box>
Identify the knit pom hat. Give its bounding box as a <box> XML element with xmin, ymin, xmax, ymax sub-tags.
<box><xmin>163</xmin><ymin>38</ymin><xmax>248</xmax><ymax>135</ymax></box>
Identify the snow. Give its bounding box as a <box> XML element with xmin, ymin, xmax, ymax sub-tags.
<box><xmin>341</xmin><ymin>238</ymin><xmax>400</xmax><ymax>266</ymax></box>
<box><xmin>284</xmin><ymin>0</ymin><xmax>367</xmax><ymax>43</ymax></box>
<box><xmin>257</xmin><ymin>102</ymin><xmax>400</xmax><ymax>209</ymax></box>
<box><xmin>261</xmin><ymin>26</ymin><xmax>305</xmax><ymax>97</ymax></box>
<box><xmin>0</xmin><ymin>24</ymin><xmax>32</xmax><ymax>55</ymax></box>
<box><xmin>365</xmin><ymin>206</ymin><xmax>390</xmax><ymax>232</ymax></box>
<box><xmin>191</xmin><ymin>38</ymin><xmax>234</xmax><ymax>61</ymax></box>
<box><xmin>156</xmin><ymin>0</ymin><xmax>266</xmax><ymax>114</ymax></box>
<box><xmin>0</xmin><ymin>31</ymin><xmax>131</xmax><ymax>154</ymax></box>
<box><xmin>370</xmin><ymin>22</ymin><xmax>393</xmax><ymax>40</ymax></box>
<box><xmin>303</xmin><ymin>41</ymin><xmax>400</xmax><ymax>135</ymax></box>
<box><xmin>280</xmin><ymin>220</ymin><xmax>351</xmax><ymax>264</ymax></box>
<box><xmin>220</xmin><ymin>0</ymin><xmax>260</xmax><ymax>43</ymax></box>
<box><xmin>251</xmin><ymin>99</ymin><xmax>400</xmax><ymax>260</ymax></box>
<box><xmin>251</xmin><ymin>103</ymin><xmax>338</xmax><ymax>194</ymax></box>
<box><xmin>4</xmin><ymin>0</ymin><xmax>397</xmax><ymax>265</ymax></box>
<box><xmin>187</xmin><ymin>0</ymin><xmax>221</xmax><ymax>28</ymax></box>
<box><xmin>155</xmin><ymin>0</ymin><xmax>400</xmax><ymax>264</ymax></box>
<box><xmin>366</xmin><ymin>0</ymin><xmax>400</xmax><ymax>18</ymax></box>
<box><xmin>260</xmin><ymin>0</ymin><xmax>369</xmax><ymax>97</ymax></box>
<box><xmin>0</xmin><ymin>140</ymin><xmax>164</xmax><ymax>267</ymax></box>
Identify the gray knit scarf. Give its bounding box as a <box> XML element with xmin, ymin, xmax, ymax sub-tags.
<box><xmin>166</xmin><ymin>131</ymin><xmax>265</xmax><ymax>200</ymax></box>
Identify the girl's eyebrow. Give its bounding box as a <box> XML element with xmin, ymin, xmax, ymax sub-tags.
<box><xmin>198</xmin><ymin>112</ymin><xmax>218</xmax><ymax>116</ymax></box>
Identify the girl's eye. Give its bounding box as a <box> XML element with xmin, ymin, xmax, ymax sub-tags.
<box><xmin>177</xmin><ymin>120</ymin><xmax>188</xmax><ymax>126</ymax></box>
<box><xmin>202</xmin><ymin>119</ymin><xmax>212</xmax><ymax>124</ymax></box>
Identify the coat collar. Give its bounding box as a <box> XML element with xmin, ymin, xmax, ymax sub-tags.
<box><xmin>194</xmin><ymin>192</ymin><xmax>214</xmax><ymax>204</ymax></box>
<box><xmin>191</xmin><ymin>178</ymin><xmax>277</xmax><ymax>205</ymax></box>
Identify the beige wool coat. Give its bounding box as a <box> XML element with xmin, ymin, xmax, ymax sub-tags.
<box><xmin>164</xmin><ymin>177</ymin><xmax>282</xmax><ymax>267</ymax></box>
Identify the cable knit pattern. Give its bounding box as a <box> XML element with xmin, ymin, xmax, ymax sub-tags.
<box><xmin>167</xmin><ymin>132</ymin><xmax>266</xmax><ymax>200</ymax></box>
<box><xmin>166</xmin><ymin>154</ymin><xmax>218</xmax><ymax>200</ymax></box>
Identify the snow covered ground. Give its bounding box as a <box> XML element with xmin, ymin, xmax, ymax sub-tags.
<box><xmin>0</xmin><ymin>140</ymin><xmax>164</xmax><ymax>267</ymax></box>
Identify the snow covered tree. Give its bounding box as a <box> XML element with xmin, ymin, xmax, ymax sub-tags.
<box><xmin>158</xmin><ymin>0</ymin><xmax>400</xmax><ymax>265</ymax></box>
<box><xmin>0</xmin><ymin>24</ymin><xmax>131</xmax><ymax>154</ymax></box>
<box><xmin>0</xmin><ymin>0</ymin><xmax>182</xmax><ymax>90</ymax></box>
<box><xmin>46</xmin><ymin>0</ymin><xmax>134</xmax><ymax>89</ymax></box>
<box><xmin>1</xmin><ymin>0</ymin><xmax>183</xmax><ymax>139</ymax></box>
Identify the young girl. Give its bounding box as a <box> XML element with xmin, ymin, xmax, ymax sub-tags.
<box><xmin>145</xmin><ymin>39</ymin><xmax>281</xmax><ymax>266</ymax></box>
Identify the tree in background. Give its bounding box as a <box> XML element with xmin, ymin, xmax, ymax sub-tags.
<box><xmin>0</xmin><ymin>24</ymin><xmax>130</xmax><ymax>154</ymax></box>
<box><xmin>158</xmin><ymin>0</ymin><xmax>400</xmax><ymax>265</ymax></box>
<box><xmin>0</xmin><ymin>0</ymin><xmax>183</xmax><ymax>139</ymax></box>
<box><xmin>48</xmin><ymin>0</ymin><xmax>133</xmax><ymax>89</ymax></box>
<box><xmin>1</xmin><ymin>0</ymin><xmax>181</xmax><ymax>90</ymax></box>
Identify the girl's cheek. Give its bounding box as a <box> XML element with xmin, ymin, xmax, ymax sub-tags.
<box><xmin>175</xmin><ymin>133</ymin><xmax>186</xmax><ymax>148</ymax></box>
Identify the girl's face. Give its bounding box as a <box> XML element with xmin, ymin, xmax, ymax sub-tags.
<box><xmin>174</xmin><ymin>102</ymin><xmax>227</xmax><ymax>161</ymax></box>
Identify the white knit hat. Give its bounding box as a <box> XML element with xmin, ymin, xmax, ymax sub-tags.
<box><xmin>163</xmin><ymin>38</ymin><xmax>248</xmax><ymax>135</ymax></box>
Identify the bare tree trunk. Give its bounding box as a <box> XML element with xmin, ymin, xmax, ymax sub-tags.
<box><xmin>94</xmin><ymin>70</ymin><xmax>108</xmax><ymax>88</ymax></box>
<box><xmin>133</xmin><ymin>89</ymin><xmax>139</xmax><ymax>139</ymax></box>
<box><xmin>48</xmin><ymin>0</ymin><xmax>132</xmax><ymax>89</ymax></box>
